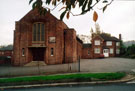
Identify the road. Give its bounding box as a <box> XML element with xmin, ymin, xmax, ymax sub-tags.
<box><xmin>0</xmin><ymin>58</ymin><xmax>135</xmax><ymax>77</ymax></box>
<box><xmin>5</xmin><ymin>83</ymin><xmax>135</xmax><ymax>91</ymax></box>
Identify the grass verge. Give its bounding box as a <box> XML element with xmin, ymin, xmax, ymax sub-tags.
<box><xmin>0</xmin><ymin>72</ymin><xmax>126</xmax><ymax>84</ymax></box>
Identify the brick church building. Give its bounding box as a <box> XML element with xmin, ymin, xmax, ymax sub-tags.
<box><xmin>13</xmin><ymin>9</ymin><xmax>82</xmax><ymax>66</ymax></box>
<box><xmin>13</xmin><ymin>9</ymin><xmax>121</xmax><ymax>66</ymax></box>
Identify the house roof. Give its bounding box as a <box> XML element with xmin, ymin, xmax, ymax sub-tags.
<box><xmin>83</xmin><ymin>44</ymin><xmax>92</xmax><ymax>48</ymax></box>
<box><xmin>76</xmin><ymin>37</ymin><xmax>83</xmax><ymax>44</ymax></box>
<box><xmin>99</xmin><ymin>34</ymin><xmax>120</xmax><ymax>42</ymax></box>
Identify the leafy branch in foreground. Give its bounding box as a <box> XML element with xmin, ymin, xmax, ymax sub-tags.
<box><xmin>29</xmin><ymin>0</ymin><xmax>113</xmax><ymax>21</ymax></box>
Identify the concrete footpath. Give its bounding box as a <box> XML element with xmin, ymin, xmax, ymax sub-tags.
<box><xmin>1</xmin><ymin>58</ymin><xmax>135</xmax><ymax>77</ymax></box>
<box><xmin>0</xmin><ymin>73</ymin><xmax>135</xmax><ymax>89</ymax></box>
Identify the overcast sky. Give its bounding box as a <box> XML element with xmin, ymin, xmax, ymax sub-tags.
<box><xmin>0</xmin><ymin>0</ymin><xmax>135</xmax><ymax>45</ymax></box>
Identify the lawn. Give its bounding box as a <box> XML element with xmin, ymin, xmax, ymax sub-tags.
<box><xmin>0</xmin><ymin>72</ymin><xmax>126</xmax><ymax>83</ymax></box>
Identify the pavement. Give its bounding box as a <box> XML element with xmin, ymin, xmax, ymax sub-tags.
<box><xmin>0</xmin><ymin>58</ymin><xmax>135</xmax><ymax>77</ymax></box>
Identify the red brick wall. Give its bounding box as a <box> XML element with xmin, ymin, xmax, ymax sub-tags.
<box><xmin>104</xmin><ymin>41</ymin><xmax>115</xmax><ymax>57</ymax></box>
<box><xmin>0</xmin><ymin>50</ymin><xmax>13</xmax><ymax>57</ymax></box>
<box><xmin>91</xmin><ymin>36</ymin><xmax>103</xmax><ymax>58</ymax></box>
<box><xmin>82</xmin><ymin>48</ymin><xmax>92</xmax><ymax>59</ymax></box>
<box><xmin>13</xmin><ymin>9</ymin><xmax>80</xmax><ymax>66</ymax></box>
<box><xmin>64</xmin><ymin>29</ymin><xmax>77</xmax><ymax>63</ymax></box>
<box><xmin>13</xmin><ymin>9</ymin><xmax>64</xmax><ymax>66</ymax></box>
<box><xmin>0</xmin><ymin>50</ymin><xmax>13</xmax><ymax>65</ymax></box>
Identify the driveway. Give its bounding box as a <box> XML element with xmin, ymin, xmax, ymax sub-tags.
<box><xmin>80</xmin><ymin>58</ymin><xmax>135</xmax><ymax>72</ymax></box>
<box><xmin>0</xmin><ymin>58</ymin><xmax>135</xmax><ymax>77</ymax></box>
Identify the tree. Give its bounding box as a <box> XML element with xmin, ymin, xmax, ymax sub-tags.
<box><xmin>126</xmin><ymin>44</ymin><xmax>135</xmax><ymax>55</ymax></box>
<box><xmin>120</xmin><ymin>40</ymin><xmax>126</xmax><ymax>56</ymax></box>
<box><xmin>29</xmin><ymin>0</ymin><xmax>113</xmax><ymax>20</ymax></box>
<box><xmin>0</xmin><ymin>44</ymin><xmax>13</xmax><ymax>51</ymax></box>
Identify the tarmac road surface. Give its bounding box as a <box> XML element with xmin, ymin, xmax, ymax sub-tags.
<box><xmin>5</xmin><ymin>83</ymin><xmax>135</xmax><ymax>91</ymax></box>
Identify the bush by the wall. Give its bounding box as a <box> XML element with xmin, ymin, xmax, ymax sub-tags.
<box><xmin>129</xmin><ymin>54</ymin><xmax>135</xmax><ymax>59</ymax></box>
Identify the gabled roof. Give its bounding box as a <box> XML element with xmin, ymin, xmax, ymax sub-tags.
<box><xmin>77</xmin><ymin>37</ymin><xmax>83</xmax><ymax>44</ymax></box>
<box><xmin>83</xmin><ymin>43</ymin><xmax>92</xmax><ymax>48</ymax></box>
<box><xmin>99</xmin><ymin>34</ymin><xmax>120</xmax><ymax>42</ymax></box>
<box><xmin>19</xmin><ymin>8</ymin><xmax>68</xmax><ymax>28</ymax></box>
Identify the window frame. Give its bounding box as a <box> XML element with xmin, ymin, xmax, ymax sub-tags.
<box><xmin>32</xmin><ymin>22</ymin><xmax>45</xmax><ymax>43</ymax></box>
<box><xmin>106</xmin><ymin>41</ymin><xmax>112</xmax><ymax>46</ymax></box>
<box><xmin>51</xmin><ymin>48</ymin><xmax>54</xmax><ymax>56</ymax></box>
<box><xmin>88</xmin><ymin>50</ymin><xmax>90</xmax><ymax>55</ymax></box>
<box><xmin>116</xmin><ymin>42</ymin><xmax>120</xmax><ymax>46</ymax></box>
<box><xmin>2</xmin><ymin>52</ymin><xmax>4</xmax><ymax>55</ymax></box>
<box><xmin>110</xmin><ymin>48</ymin><xmax>114</xmax><ymax>54</ymax></box>
<box><xmin>116</xmin><ymin>48</ymin><xmax>120</xmax><ymax>54</ymax></box>
<box><xmin>94</xmin><ymin>48</ymin><xmax>100</xmax><ymax>54</ymax></box>
<box><xmin>22</xmin><ymin>48</ymin><xmax>25</xmax><ymax>56</ymax></box>
<box><xmin>94</xmin><ymin>40</ymin><xmax>100</xmax><ymax>45</ymax></box>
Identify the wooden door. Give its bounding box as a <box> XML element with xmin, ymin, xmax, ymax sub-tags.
<box><xmin>32</xmin><ymin>48</ymin><xmax>44</xmax><ymax>61</ymax></box>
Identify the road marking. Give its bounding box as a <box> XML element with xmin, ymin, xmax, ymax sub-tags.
<box><xmin>127</xmin><ymin>81</ymin><xmax>135</xmax><ymax>84</ymax></box>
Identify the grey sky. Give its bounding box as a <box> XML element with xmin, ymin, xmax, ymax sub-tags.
<box><xmin>0</xmin><ymin>0</ymin><xmax>135</xmax><ymax>45</ymax></box>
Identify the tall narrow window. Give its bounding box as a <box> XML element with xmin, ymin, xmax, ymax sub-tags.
<box><xmin>110</xmin><ymin>48</ymin><xmax>114</xmax><ymax>54</ymax></box>
<box><xmin>88</xmin><ymin>50</ymin><xmax>90</xmax><ymax>55</ymax></box>
<box><xmin>51</xmin><ymin>48</ymin><xmax>54</xmax><ymax>56</ymax></box>
<box><xmin>116</xmin><ymin>49</ymin><xmax>120</xmax><ymax>54</ymax></box>
<box><xmin>41</xmin><ymin>24</ymin><xmax>45</xmax><ymax>41</ymax></box>
<box><xmin>33</xmin><ymin>24</ymin><xmax>36</xmax><ymax>41</ymax></box>
<box><xmin>116</xmin><ymin>42</ymin><xmax>120</xmax><ymax>46</ymax></box>
<box><xmin>37</xmin><ymin>23</ymin><xmax>40</xmax><ymax>41</ymax></box>
<box><xmin>33</xmin><ymin>23</ymin><xmax>45</xmax><ymax>42</ymax></box>
<box><xmin>22</xmin><ymin>48</ymin><xmax>25</xmax><ymax>56</ymax></box>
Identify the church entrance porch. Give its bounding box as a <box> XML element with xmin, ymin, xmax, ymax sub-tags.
<box><xmin>25</xmin><ymin>47</ymin><xmax>46</xmax><ymax>66</ymax></box>
<box><xmin>31</xmin><ymin>48</ymin><xmax>45</xmax><ymax>61</ymax></box>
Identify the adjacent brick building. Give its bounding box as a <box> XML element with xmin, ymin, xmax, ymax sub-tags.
<box><xmin>0</xmin><ymin>50</ymin><xmax>13</xmax><ymax>65</ymax></box>
<box><xmin>87</xmin><ymin>33</ymin><xmax>121</xmax><ymax>59</ymax></box>
<box><xmin>82</xmin><ymin>44</ymin><xmax>92</xmax><ymax>59</ymax></box>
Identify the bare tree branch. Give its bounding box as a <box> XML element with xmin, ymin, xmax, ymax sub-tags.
<box><xmin>43</xmin><ymin>1</ymin><xmax>62</xmax><ymax>11</ymax></box>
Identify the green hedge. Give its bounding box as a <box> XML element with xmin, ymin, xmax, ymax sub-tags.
<box><xmin>129</xmin><ymin>54</ymin><xmax>135</xmax><ymax>59</ymax></box>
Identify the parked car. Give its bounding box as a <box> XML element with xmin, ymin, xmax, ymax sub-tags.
<box><xmin>99</xmin><ymin>54</ymin><xmax>104</xmax><ymax>58</ymax></box>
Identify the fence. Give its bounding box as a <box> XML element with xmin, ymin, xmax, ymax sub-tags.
<box><xmin>0</xmin><ymin>57</ymin><xmax>81</xmax><ymax>77</ymax></box>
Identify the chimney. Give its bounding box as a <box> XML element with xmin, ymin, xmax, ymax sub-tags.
<box><xmin>119</xmin><ymin>34</ymin><xmax>121</xmax><ymax>40</ymax></box>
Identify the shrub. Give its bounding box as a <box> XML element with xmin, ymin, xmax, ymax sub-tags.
<box><xmin>129</xmin><ymin>54</ymin><xmax>135</xmax><ymax>59</ymax></box>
